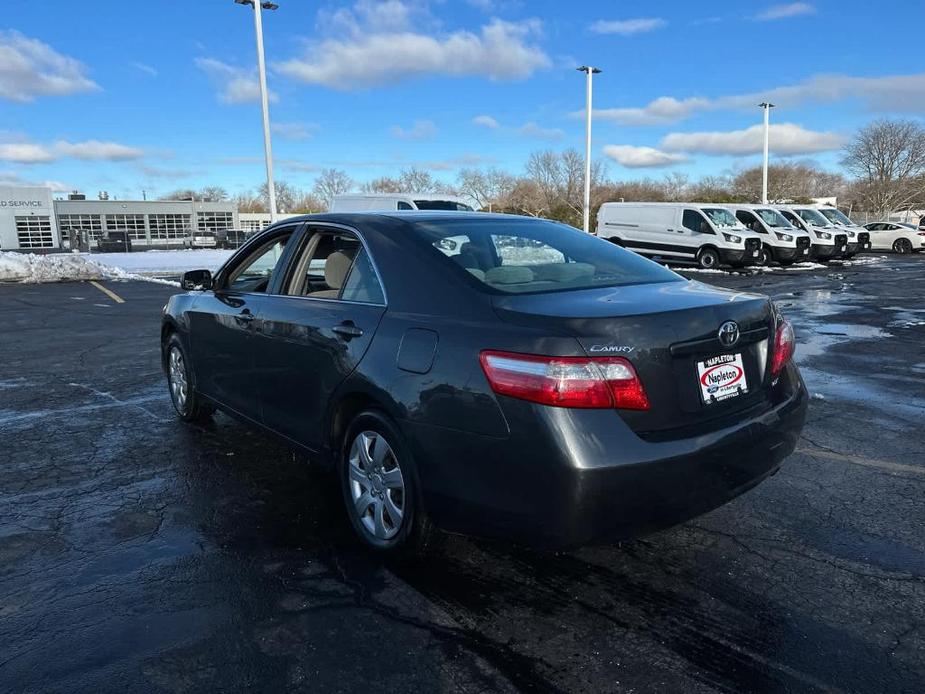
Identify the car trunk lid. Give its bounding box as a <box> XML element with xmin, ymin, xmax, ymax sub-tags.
<box><xmin>491</xmin><ymin>280</ymin><xmax>776</xmax><ymax>438</ymax></box>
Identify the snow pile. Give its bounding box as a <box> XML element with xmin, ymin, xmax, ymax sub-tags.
<box><xmin>0</xmin><ymin>252</ymin><xmax>109</xmax><ymax>283</ymax></box>
<box><xmin>0</xmin><ymin>251</ymin><xmax>179</xmax><ymax>286</ymax></box>
<box><xmin>86</xmin><ymin>249</ymin><xmax>233</xmax><ymax>274</ymax></box>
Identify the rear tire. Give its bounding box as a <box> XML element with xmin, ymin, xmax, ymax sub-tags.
<box><xmin>894</xmin><ymin>238</ymin><xmax>913</xmax><ymax>254</ymax></box>
<box><xmin>696</xmin><ymin>247</ymin><xmax>720</xmax><ymax>270</ymax></box>
<box><xmin>339</xmin><ymin>410</ymin><xmax>435</xmax><ymax>556</ymax></box>
<box><xmin>166</xmin><ymin>334</ymin><xmax>214</xmax><ymax>422</ymax></box>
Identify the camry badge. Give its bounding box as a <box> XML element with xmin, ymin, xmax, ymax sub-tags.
<box><xmin>718</xmin><ymin>321</ymin><xmax>739</xmax><ymax>348</ymax></box>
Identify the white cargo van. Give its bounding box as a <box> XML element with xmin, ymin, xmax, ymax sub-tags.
<box><xmin>773</xmin><ymin>206</ymin><xmax>848</xmax><ymax>262</ymax></box>
<box><xmin>813</xmin><ymin>206</ymin><xmax>872</xmax><ymax>256</ymax></box>
<box><xmin>330</xmin><ymin>193</ymin><xmax>474</xmax><ymax>212</ymax></box>
<box><xmin>727</xmin><ymin>205</ymin><xmax>812</xmax><ymax>265</ymax></box>
<box><xmin>595</xmin><ymin>202</ymin><xmax>764</xmax><ymax>269</ymax></box>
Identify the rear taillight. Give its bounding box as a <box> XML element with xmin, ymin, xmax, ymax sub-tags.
<box><xmin>479</xmin><ymin>351</ymin><xmax>649</xmax><ymax>410</ymax></box>
<box><xmin>770</xmin><ymin>318</ymin><xmax>795</xmax><ymax>378</ymax></box>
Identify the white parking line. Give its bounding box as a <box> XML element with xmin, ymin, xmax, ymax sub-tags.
<box><xmin>797</xmin><ymin>447</ymin><xmax>923</xmax><ymax>476</ymax></box>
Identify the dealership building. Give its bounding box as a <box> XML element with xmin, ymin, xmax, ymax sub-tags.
<box><xmin>0</xmin><ymin>184</ymin><xmax>244</xmax><ymax>252</ymax></box>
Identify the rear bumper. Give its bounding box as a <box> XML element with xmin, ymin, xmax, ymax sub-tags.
<box><xmin>406</xmin><ymin>365</ymin><xmax>807</xmax><ymax>548</ymax></box>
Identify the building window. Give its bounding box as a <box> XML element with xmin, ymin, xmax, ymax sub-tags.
<box><xmin>106</xmin><ymin>214</ymin><xmax>147</xmax><ymax>240</ymax></box>
<box><xmin>57</xmin><ymin>214</ymin><xmax>103</xmax><ymax>240</ymax></box>
<box><xmin>198</xmin><ymin>211</ymin><xmax>234</xmax><ymax>232</ymax></box>
<box><xmin>149</xmin><ymin>213</ymin><xmax>191</xmax><ymax>239</ymax></box>
<box><xmin>239</xmin><ymin>218</ymin><xmax>270</xmax><ymax>232</ymax></box>
<box><xmin>16</xmin><ymin>216</ymin><xmax>54</xmax><ymax>248</ymax></box>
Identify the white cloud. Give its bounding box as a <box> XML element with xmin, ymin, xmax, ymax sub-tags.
<box><xmin>0</xmin><ymin>143</ymin><xmax>54</xmax><ymax>163</ymax></box>
<box><xmin>0</xmin><ymin>30</ymin><xmax>99</xmax><ymax>102</ymax></box>
<box><xmin>602</xmin><ymin>144</ymin><xmax>687</xmax><ymax>168</ymax></box>
<box><xmin>589</xmin><ymin>72</ymin><xmax>925</xmax><ymax>126</ymax></box>
<box><xmin>131</xmin><ymin>62</ymin><xmax>158</xmax><ymax>77</ymax></box>
<box><xmin>390</xmin><ymin>120</ymin><xmax>438</xmax><ymax>140</ymax></box>
<box><xmin>271</xmin><ymin>122</ymin><xmax>320</xmax><ymax>140</ymax></box>
<box><xmin>593</xmin><ymin>96</ymin><xmax>712</xmax><ymax>126</ymax></box>
<box><xmin>53</xmin><ymin>140</ymin><xmax>144</xmax><ymax>161</ymax></box>
<box><xmin>661</xmin><ymin>123</ymin><xmax>843</xmax><ymax>156</ymax></box>
<box><xmin>755</xmin><ymin>3</ymin><xmax>815</xmax><ymax>21</ymax></box>
<box><xmin>0</xmin><ymin>139</ymin><xmax>143</xmax><ymax>164</ymax></box>
<box><xmin>0</xmin><ymin>170</ymin><xmax>70</xmax><ymax>191</ymax></box>
<box><xmin>589</xmin><ymin>18</ymin><xmax>666</xmax><ymax>35</ymax></box>
<box><xmin>518</xmin><ymin>122</ymin><xmax>565</xmax><ymax>140</ymax></box>
<box><xmin>275</xmin><ymin>3</ymin><xmax>549</xmax><ymax>90</ymax></box>
<box><xmin>472</xmin><ymin>115</ymin><xmax>500</xmax><ymax>129</ymax></box>
<box><xmin>195</xmin><ymin>57</ymin><xmax>278</xmax><ymax>104</ymax></box>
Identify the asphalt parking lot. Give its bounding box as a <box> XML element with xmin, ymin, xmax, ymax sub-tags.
<box><xmin>1</xmin><ymin>257</ymin><xmax>924</xmax><ymax>693</ymax></box>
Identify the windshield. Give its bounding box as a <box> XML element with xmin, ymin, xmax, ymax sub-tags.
<box><xmin>755</xmin><ymin>208</ymin><xmax>793</xmax><ymax>228</ymax></box>
<box><xmin>409</xmin><ymin>218</ymin><xmax>683</xmax><ymax>295</ymax></box>
<box><xmin>796</xmin><ymin>208</ymin><xmax>832</xmax><ymax>227</ymax></box>
<box><xmin>818</xmin><ymin>208</ymin><xmax>854</xmax><ymax>226</ymax></box>
<box><xmin>413</xmin><ymin>200</ymin><xmax>474</xmax><ymax>211</ymax></box>
<box><xmin>703</xmin><ymin>208</ymin><xmax>740</xmax><ymax>228</ymax></box>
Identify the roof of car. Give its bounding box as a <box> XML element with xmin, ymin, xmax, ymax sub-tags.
<box><xmin>270</xmin><ymin>211</ymin><xmax>545</xmax><ymax>226</ymax></box>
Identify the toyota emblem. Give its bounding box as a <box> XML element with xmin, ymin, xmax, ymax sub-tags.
<box><xmin>718</xmin><ymin>321</ymin><xmax>740</xmax><ymax>348</ymax></box>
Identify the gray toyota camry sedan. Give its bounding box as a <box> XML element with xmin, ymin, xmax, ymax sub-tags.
<box><xmin>162</xmin><ymin>212</ymin><xmax>807</xmax><ymax>553</ymax></box>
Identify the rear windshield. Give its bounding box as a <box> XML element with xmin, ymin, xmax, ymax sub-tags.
<box><xmin>413</xmin><ymin>200</ymin><xmax>474</xmax><ymax>211</ymax></box>
<box><xmin>409</xmin><ymin>218</ymin><xmax>683</xmax><ymax>295</ymax></box>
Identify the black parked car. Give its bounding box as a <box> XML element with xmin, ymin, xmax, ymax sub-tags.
<box><xmin>162</xmin><ymin>213</ymin><xmax>806</xmax><ymax>553</ymax></box>
<box><xmin>97</xmin><ymin>231</ymin><xmax>132</xmax><ymax>253</ymax></box>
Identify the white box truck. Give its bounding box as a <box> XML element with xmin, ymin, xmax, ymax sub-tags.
<box><xmin>330</xmin><ymin>194</ymin><xmax>474</xmax><ymax>212</ymax></box>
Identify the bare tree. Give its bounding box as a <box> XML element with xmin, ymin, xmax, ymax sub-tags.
<box><xmin>359</xmin><ymin>177</ymin><xmax>398</xmax><ymax>193</ymax></box>
<box><xmin>199</xmin><ymin>186</ymin><xmax>228</xmax><ymax>202</ymax></box>
<box><xmin>259</xmin><ymin>180</ymin><xmax>302</xmax><ymax>213</ymax></box>
<box><xmin>841</xmin><ymin>119</ymin><xmax>925</xmax><ymax>215</ymax></box>
<box><xmin>398</xmin><ymin>167</ymin><xmax>438</xmax><ymax>193</ymax></box>
<box><xmin>662</xmin><ymin>172</ymin><xmax>690</xmax><ymax>202</ymax></box>
<box><xmin>456</xmin><ymin>167</ymin><xmax>517</xmax><ymax>210</ymax></box>
<box><xmin>312</xmin><ymin>168</ymin><xmax>353</xmax><ymax>207</ymax></box>
<box><xmin>161</xmin><ymin>186</ymin><xmax>228</xmax><ymax>202</ymax></box>
<box><xmin>731</xmin><ymin>163</ymin><xmax>845</xmax><ymax>203</ymax></box>
<box><xmin>233</xmin><ymin>191</ymin><xmax>266</xmax><ymax>213</ymax></box>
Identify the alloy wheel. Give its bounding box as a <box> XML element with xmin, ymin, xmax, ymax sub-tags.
<box><xmin>348</xmin><ymin>431</ymin><xmax>405</xmax><ymax>540</ymax></box>
<box><xmin>168</xmin><ymin>346</ymin><xmax>188</xmax><ymax>413</ymax></box>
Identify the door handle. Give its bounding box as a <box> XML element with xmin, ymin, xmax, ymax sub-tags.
<box><xmin>332</xmin><ymin>322</ymin><xmax>363</xmax><ymax>339</ymax></box>
<box><xmin>234</xmin><ymin>309</ymin><xmax>255</xmax><ymax>324</ymax></box>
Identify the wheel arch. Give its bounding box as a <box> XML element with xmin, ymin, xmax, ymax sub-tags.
<box><xmin>326</xmin><ymin>387</ymin><xmax>403</xmax><ymax>466</ymax></box>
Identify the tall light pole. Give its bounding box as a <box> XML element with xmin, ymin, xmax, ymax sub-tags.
<box><xmin>577</xmin><ymin>66</ymin><xmax>601</xmax><ymax>233</ymax></box>
<box><xmin>235</xmin><ymin>0</ymin><xmax>279</xmax><ymax>221</ymax></box>
<box><xmin>759</xmin><ymin>102</ymin><xmax>775</xmax><ymax>205</ymax></box>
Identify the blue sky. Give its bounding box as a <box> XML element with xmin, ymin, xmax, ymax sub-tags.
<box><xmin>2</xmin><ymin>0</ymin><xmax>924</xmax><ymax>200</ymax></box>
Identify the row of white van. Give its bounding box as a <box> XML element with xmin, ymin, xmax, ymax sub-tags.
<box><xmin>594</xmin><ymin>202</ymin><xmax>872</xmax><ymax>269</ymax></box>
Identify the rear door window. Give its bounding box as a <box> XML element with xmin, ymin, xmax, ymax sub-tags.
<box><xmin>287</xmin><ymin>230</ymin><xmax>385</xmax><ymax>304</ymax></box>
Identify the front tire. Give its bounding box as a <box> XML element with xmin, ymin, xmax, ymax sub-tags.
<box><xmin>339</xmin><ymin>410</ymin><xmax>434</xmax><ymax>555</ymax></box>
<box><xmin>166</xmin><ymin>335</ymin><xmax>213</xmax><ymax>422</ymax></box>
<box><xmin>696</xmin><ymin>247</ymin><xmax>720</xmax><ymax>269</ymax></box>
<box><xmin>894</xmin><ymin>238</ymin><xmax>913</xmax><ymax>254</ymax></box>
<box><xmin>756</xmin><ymin>247</ymin><xmax>771</xmax><ymax>266</ymax></box>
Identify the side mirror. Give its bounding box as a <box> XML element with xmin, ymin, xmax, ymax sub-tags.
<box><xmin>181</xmin><ymin>269</ymin><xmax>213</xmax><ymax>291</ymax></box>
<box><xmin>699</xmin><ymin>221</ymin><xmax>711</xmax><ymax>234</ymax></box>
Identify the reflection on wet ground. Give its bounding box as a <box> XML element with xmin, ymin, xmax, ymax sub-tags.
<box><xmin>1</xmin><ymin>263</ymin><xmax>924</xmax><ymax>693</ymax></box>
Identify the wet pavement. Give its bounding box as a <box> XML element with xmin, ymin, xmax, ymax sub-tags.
<box><xmin>1</xmin><ymin>257</ymin><xmax>924</xmax><ymax>693</ymax></box>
